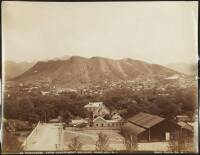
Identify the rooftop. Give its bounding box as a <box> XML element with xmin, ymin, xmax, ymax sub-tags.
<box><xmin>84</xmin><ymin>102</ymin><xmax>103</xmax><ymax>108</ymax></box>
<box><xmin>177</xmin><ymin>121</ymin><xmax>193</xmax><ymax>132</ymax></box>
<box><xmin>71</xmin><ymin>119</ymin><xmax>88</xmax><ymax>124</ymax></box>
<box><xmin>123</xmin><ymin>122</ymin><xmax>146</xmax><ymax>135</ymax></box>
<box><xmin>93</xmin><ymin>116</ymin><xmax>106</xmax><ymax>122</ymax></box>
<box><xmin>128</xmin><ymin>112</ymin><xmax>165</xmax><ymax>129</ymax></box>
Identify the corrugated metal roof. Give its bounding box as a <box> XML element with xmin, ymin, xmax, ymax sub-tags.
<box><xmin>122</xmin><ymin>122</ymin><xmax>146</xmax><ymax>135</ymax></box>
<box><xmin>128</xmin><ymin>112</ymin><xmax>165</xmax><ymax>128</ymax></box>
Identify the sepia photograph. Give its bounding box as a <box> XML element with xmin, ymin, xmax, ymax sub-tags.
<box><xmin>1</xmin><ymin>1</ymin><xmax>199</xmax><ymax>154</ymax></box>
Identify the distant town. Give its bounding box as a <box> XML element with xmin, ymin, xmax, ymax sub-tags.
<box><xmin>5</xmin><ymin>73</ymin><xmax>196</xmax><ymax>98</ymax></box>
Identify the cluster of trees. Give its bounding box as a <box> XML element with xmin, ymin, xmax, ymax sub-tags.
<box><xmin>2</xmin><ymin>121</ymin><xmax>22</xmax><ymax>153</ymax></box>
<box><xmin>103</xmin><ymin>86</ymin><xmax>197</xmax><ymax>119</ymax></box>
<box><xmin>2</xmin><ymin>130</ymin><xmax>22</xmax><ymax>153</ymax></box>
<box><xmin>4</xmin><ymin>92</ymin><xmax>91</xmax><ymax>124</ymax></box>
<box><xmin>4</xmin><ymin>85</ymin><xmax>197</xmax><ymax>126</ymax></box>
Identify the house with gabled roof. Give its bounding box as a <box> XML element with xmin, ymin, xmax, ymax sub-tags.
<box><xmin>93</xmin><ymin>116</ymin><xmax>107</xmax><ymax>127</ymax></box>
<box><xmin>93</xmin><ymin>116</ymin><xmax>125</xmax><ymax>129</ymax></box>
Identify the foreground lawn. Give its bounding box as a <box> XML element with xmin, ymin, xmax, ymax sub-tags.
<box><xmin>62</xmin><ymin>128</ymin><xmax>125</xmax><ymax>151</ymax></box>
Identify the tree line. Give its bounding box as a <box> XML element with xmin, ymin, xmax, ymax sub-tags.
<box><xmin>4</xmin><ymin>85</ymin><xmax>197</xmax><ymax>125</ymax></box>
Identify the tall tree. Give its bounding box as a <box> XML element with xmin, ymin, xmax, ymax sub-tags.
<box><xmin>68</xmin><ymin>136</ymin><xmax>82</xmax><ymax>151</ymax></box>
<box><xmin>95</xmin><ymin>132</ymin><xmax>109</xmax><ymax>151</ymax></box>
<box><xmin>123</xmin><ymin>134</ymin><xmax>138</xmax><ymax>152</ymax></box>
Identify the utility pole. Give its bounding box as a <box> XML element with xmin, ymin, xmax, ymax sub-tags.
<box><xmin>130</xmin><ymin>135</ymin><xmax>133</xmax><ymax>151</ymax></box>
<box><xmin>149</xmin><ymin>128</ymin><xmax>151</xmax><ymax>142</ymax></box>
<box><xmin>58</xmin><ymin>123</ymin><xmax>63</xmax><ymax>150</ymax></box>
<box><xmin>45</xmin><ymin>111</ymin><xmax>47</xmax><ymax>123</ymax></box>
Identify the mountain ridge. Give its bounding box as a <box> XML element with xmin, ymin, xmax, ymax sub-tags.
<box><xmin>12</xmin><ymin>56</ymin><xmax>181</xmax><ymax>88</ymax></box>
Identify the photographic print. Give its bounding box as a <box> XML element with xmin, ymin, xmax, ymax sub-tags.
<box><xmin>1</xmin><ymin>1</ymin><xmax>198</xmax><ymax>154</ymax></box>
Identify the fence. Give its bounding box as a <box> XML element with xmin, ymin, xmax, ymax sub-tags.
<box><xmin>21</xmin><ymin>121</ymin><xmax>41</xmax><ymax>150</ymax></box>
<box><xmin>68</xmin><ymin>126</ymin><xmax>121</xmax><ymax>131</ymax></box>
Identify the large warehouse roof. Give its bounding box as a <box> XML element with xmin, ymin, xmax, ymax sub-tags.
<box><xmin>122</xmin><ymin>122</ymin><xmax>146</xmax><ymax>135</ymax></box>
<box><xmin>128</xmin><ymin>112</ymin><xmax>165</xmax><ymax>129</ymax></box>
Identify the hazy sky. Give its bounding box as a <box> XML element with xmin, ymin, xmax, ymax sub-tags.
<box><xmin>2</xmin><ymin>1</ymin><xmax>198</xmax><ymax>65</ymax></box>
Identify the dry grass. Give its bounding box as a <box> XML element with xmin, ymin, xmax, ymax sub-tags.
<box><xmin>62</xmin><ymin>128</ymin><xmax>125</xmax><ymax>151</ymax></box>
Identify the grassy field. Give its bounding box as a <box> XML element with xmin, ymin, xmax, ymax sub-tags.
<box><xmin>62</xmin><ymin>128</ymin><xmax>196</xmax><ymax>152</ymax></box>
<box><xmin>23</xmin><ymin>124</ymin><xmax>197</xmax><ymax>153</ymax></box>
<box><xmin>62</xmin><ymin>128</ymin><xmax>125</xmax><ymax>151</ymax></box>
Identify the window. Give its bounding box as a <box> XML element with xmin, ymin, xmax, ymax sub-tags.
<box><xmin>96</xmin><ymin>124</ymin><xmax>98</xmax><ymax>127</ymax></box>
<box><xmin>102</xmin><ymin>124</ymin><xmax>104</xmax><ymax>127</ymax></box>
<box><xmin>112</xmin><ymin>123</ymin><xmax>114</xmax><ymax>127</ymax></box>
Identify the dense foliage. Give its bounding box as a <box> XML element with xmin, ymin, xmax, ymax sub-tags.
<box><xmin>103</xmin><ymin>87</ymin><xmax>197</xmax><ymax>119</ymax></box>
<box><xmin>2</xmin><ymin>122</ymin><xmax>22</xmax><ymax>153</ymax></box>
<box><xmin>4</xmin><ymin>86</ymin><xmax>197</xmax><ymax>124</ymax></box>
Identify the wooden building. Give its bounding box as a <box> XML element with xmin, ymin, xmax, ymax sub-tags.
<box><xmin>122</xmin><ymin>112</ymin><xmax>181</xmax><ymax>142</ymax></box>
<box><xmin>175</xmin><ymin>115</ymin><xmax>191</xmax><ymax>122</ymax></box>
<box><xmin>177</xmin><ymin>121</ymin><xmax>194</xmax><ymax>138</ymax></box>
<box><xmin>93</xmin><ymin>116</ymin><xmax>125</xmax><ymax>129</ymax></box>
